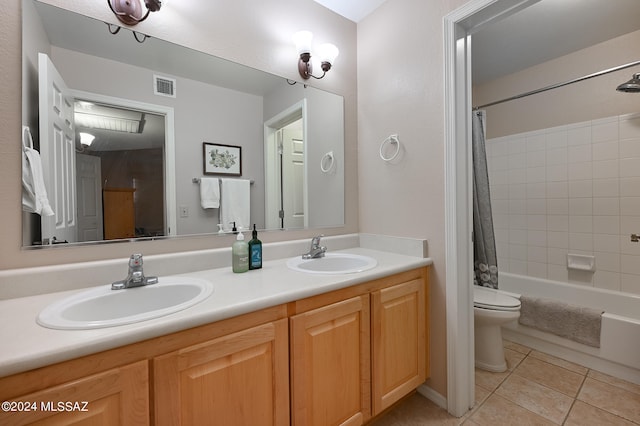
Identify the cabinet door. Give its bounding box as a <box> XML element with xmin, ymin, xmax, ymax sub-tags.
<box><xmin>154</xmin><ymin>319</ymin><xmax>289</xmax><ymax>426</ymax></box>
<box><xmin>290</xmin><ymin>294</ymin><xmax>370</xmax><ymax>426</ymax></box>
<box><xmin>371</xmin><ymin>278</ymin><xmax>426</xmax><ymax>415</ymax></box>
<box><xmin>0</xmin><ymin>360</ymin><xmax>149</xmax><ymax>426</ymax></box>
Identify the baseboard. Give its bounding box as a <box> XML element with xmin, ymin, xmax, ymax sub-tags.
<box><xmin>416</xmin><ymin>383</ymin><xmax>447</xmax><ymax>410</ymax></box>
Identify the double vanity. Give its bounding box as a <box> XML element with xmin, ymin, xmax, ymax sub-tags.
<box><xmin>0</xmin><ymin>237</ymin><xmax>431</xmax><ymax>425</ymax></box>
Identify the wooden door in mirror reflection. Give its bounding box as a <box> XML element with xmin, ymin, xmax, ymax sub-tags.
<box><xmin>103</xmin><ymin>188</ymin><xmax>135</xmax><ymax>239</ymax></box>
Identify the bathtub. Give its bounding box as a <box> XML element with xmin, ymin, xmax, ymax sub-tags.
<box><xmin>498</xmin><ymin>272</ymin><xmax>640</xmax><ymax>386</ymax></box>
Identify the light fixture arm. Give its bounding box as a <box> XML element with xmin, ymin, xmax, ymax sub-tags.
<box><xmin>106</xmin><ymin>23</ymin><xmax>121</xmax><ymax>35</ymax></box>
<box><xmin>133</xmin><ymin>31</ymin><xmax>150</xmax><ymax>43</ymax></box>
<box><xmin>298</xmin><ymin>53</ymin><xmax>333</xmax><ymax>80</ymax></box>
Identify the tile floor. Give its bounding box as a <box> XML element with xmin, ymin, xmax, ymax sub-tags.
<box><xmin>371</xmin><ymin>340</ymin><xmax>640</xmax><ymax>425</ymax></box>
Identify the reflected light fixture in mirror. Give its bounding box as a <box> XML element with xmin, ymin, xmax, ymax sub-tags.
<box><xmin>107</xmin><ymin>0</ymin><xmax>166</xmax><ymax>25</ymax></box>
<box><xmin>293</xmin><ymin>30</ymin><xmax>339</xmax><ymax>80</ymax></box>
<box><xmin>79</xmin><ymin>132</ymin><xmax>95</xmax><ymax>147</ymax></box>
<box><xmin>107</xmin><ymin>0</ymin><xmax>167</xmax><ymax>42</ymax></box>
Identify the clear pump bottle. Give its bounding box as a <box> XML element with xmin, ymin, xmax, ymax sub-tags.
<box><xmin>232</xmin><ymin>232</ymin><xmax>249</xmax><ymax>273</ymax></box>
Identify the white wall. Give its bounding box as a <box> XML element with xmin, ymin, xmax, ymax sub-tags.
<box><xmin>357</xmin><ymin>0</ymin><xmax>469</xmax><ymax>399</ymax></box>
<box><xmin>488</xmin><ymin>113</ymin><xmax>640</xmax><ymax>295</ymax></box>
<box><xmin>477</xmin><ymin>27</ymin><xmax>640</xmax><ymax>295</ymax></box>
<box><xmin>50</xmin><ymin>47</ymin><xmax>266</xmax><ymax>235</ymax></box>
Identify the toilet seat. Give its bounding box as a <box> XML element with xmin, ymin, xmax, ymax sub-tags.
<box><xmin>474</xmin><ymin>286</ymin><xmax>520</xmax><ymax>312</ymax></box>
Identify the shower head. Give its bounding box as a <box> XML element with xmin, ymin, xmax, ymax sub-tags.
<box><xmin>616</xmin><ymin>72</ymin><xmax>640</xmax><ymax>93</ymax></box>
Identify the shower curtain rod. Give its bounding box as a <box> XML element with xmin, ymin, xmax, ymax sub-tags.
<box><xmin>472</xmin><ymin>59</ymin><xmax>640</xmax><ymax>110</ymax></box>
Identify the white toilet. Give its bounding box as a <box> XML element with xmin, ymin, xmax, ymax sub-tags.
<box><xmin>473</xmin><ymin>285</ymin><xmax>521</xmax><ymax>372</ymax></box>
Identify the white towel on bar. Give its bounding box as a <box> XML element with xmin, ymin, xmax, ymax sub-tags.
<box><xmin>21</xmin><ymin>126</ymin><xmax>54</xmax><ymax>217</ymax></box>
<box><xmin>199</xmin><ymin>177</ymin><xmax>220</xmax><ymax>209</ymax></box>
<box><xmin>220</xmin><ymin>178</ymin><xmax>250</xmax><ymax>230</ymax></box>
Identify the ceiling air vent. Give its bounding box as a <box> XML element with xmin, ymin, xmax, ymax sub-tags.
<box><xmin>153</xmin><ymin>75</ymin><xmax>176</xmax><ymax>98</ymax></box>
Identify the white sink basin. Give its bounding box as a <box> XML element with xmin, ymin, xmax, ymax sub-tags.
<box><xmin>287</xmin><ymin>252</ymin><xmax>378</xmax><ymax>275</ymax></box>
<box><xmin>37</xmin><ymin>277</ymin><xmax>214</xmax><ymax>330</ymax></box>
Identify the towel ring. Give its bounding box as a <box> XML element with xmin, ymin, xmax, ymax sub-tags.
<box><xmin>379</xmin><ymin>134</ymin><xmax>400</xmax><ymax>162</ymax></box>
<box><xmin>320</xmin><ymin>151</ymin><xmax>334</xmax><ymax>173</ymax></box>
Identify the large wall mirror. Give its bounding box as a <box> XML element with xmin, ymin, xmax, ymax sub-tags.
<box><xmin>22</xmin><ymin>0</ymin><xmax>345</xmax><ymax>248</ymax></box>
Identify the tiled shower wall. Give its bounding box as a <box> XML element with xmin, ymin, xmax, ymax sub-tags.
<box><xmin>486</xmin><ymin>113</ymin><xmax>640</xmax><ymax>295</ymax></box>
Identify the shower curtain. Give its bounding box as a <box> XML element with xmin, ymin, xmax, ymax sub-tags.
<box><xmin>472</xmin><ymin>110</ymin><xmax>499</xmax><ymax>289</ymax></box>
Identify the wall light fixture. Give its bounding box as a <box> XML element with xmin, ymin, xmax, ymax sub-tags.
<box><xmin>79</xmin><ymin>133</ymin><xmax>95</xmax><ymax>147</ymax></box>
<box><xmin>107</xmin><ymin>0</ymin><xmax>165</xmax><ymax>26</ymax></box>
<box><xmin>293</xmin><ymin>31</ymin><xmax>339</xmax><ymax>80</ymax></box>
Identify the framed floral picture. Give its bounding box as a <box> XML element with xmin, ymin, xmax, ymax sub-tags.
<box><xmin>203</xmin><ymin>142</ymin><xmax>242</xmax><ymax>176</ymax></box>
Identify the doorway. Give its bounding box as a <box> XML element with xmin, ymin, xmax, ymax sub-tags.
<box><xmin>74</xmin><ymin>100</ymin><xmax>166</xmax><ymax>241</ymax></box>
<box><xmin>264</xmin><ymin>101</ymin><xmax>308</xmax><ymax>230</ymax></box>
<box><xmin>443</xmin><ymin>0</ymin><xmax>540</xmax><ymax>417</ymax></box>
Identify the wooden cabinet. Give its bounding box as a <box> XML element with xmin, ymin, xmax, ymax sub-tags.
<box><xmin>290</xmin><ymin>295</ymin><xmax>371</xmax><ymax>426</ymax></box>
<box><xmin>0</xmin><ymin>267</ymin><xmax>429</xmax><ymax>426</ymax></box>
<box><xmin>103</xmin><ymin>188</ymin><xmax>135</xmax><ymax>239</ymax></box>
<box><xmin>0</xmin><ymin>360</ymin><xmax>149</xmax><ymax>426</ymax></box>
<box><xmin>371</xmin><ymin>277</ymin><xmax>426</xmax><ymax>415</ymax></box>
<box><xmin>154</xmin><ymin>319</ymin><xmax>289</xmax><ymax>426</ymax></box>
<box><xmin>290</xmin><ymin>266</ymin><xmax>429</xmax><ymax>425</ymax></box>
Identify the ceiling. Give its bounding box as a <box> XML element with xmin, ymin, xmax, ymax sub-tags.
<box><xmin>313</xmin><ymin>0</ymin><xmax>640</xmax><ymax>84</ymax></box>
<box><xmin>311</xmin><ymin>0</ymin><xmax>387</xmax><ymax>22</ymax></box>
<box><xmin>472</xmin><ymin>0</ymin><xmax>640</xmax><ymax>83</ymax></box>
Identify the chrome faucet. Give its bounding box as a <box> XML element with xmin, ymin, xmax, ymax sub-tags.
<box><xmin>111</xmin><ymin>254</ymin><xmax>159</xmax><ymax>290</ymax></box>
<box><xmin>302</xmin><ymin>235</ymin><xmax>327</xmax><ymax>259</ymax></box>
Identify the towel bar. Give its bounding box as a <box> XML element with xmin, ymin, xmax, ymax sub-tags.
<box><xmin>193</xmin><ymin>177</ymin><xmax>254</xmax><ymax>184</ymax></box>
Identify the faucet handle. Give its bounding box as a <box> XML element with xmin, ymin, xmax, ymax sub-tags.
<box><xmin>129</xmin><ymin>253</ymin><xmax>143</xmax><ymax>268</ymax></box>
<box><xmin>311</xmin><ymin>235</ymin><xmax>324</xmax><ymax>247</ymax></box>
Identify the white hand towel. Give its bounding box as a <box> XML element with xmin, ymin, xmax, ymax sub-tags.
<box><xmin>220</xmin><ymin>178</ymin><xmax>250</xmax><ymax>230</ymax></box>
<box><xmin>199</xmin><ymin>177</ymin><xmax>220</xmax><ymax>209</ymax></box>
<box><xmin>21</xmin><ymin>126</ymin><xmax>54</xmax><ymax>217</ymax></box>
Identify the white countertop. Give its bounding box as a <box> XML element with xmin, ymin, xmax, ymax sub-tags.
<box><xmin>0</xmin><ymin>247</ymin><xmax>431</xmax><ymax>378</ymax></box>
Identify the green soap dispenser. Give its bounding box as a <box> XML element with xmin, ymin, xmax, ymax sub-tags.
<box><xmin>248</xmin><ymin>224</ymin><xmax>262</xmax><ymax>270</ymax></box>
<box><xmin>232</xmin><ymin>232</ymin><xmax>249</xmax><ymax>273</ymax></box>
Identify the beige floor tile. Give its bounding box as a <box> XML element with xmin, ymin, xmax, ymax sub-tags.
<box><xmin>503</xmin><ymin>339</ymin><xmax>532</xmax><ymax>355</ymax></box>
<box><xmin>474</xmin><ymin>385</ymin><xmax>491</xmax><ymax>407</ymax></box>
<box><xmin>528</xmin><ymin>350</ymin><xmax>589</xmax><ymax>375</ymax></box>
<box><xmin>588</xmin><ymin>370</ymin><xmax>640</xmax><ymax>396</ymax></box>
<box><xmin>475</xmin><ymin>368</ymin><xmax>509</xmax><ymax>392</ymax></box>
<box><xmin>565</xmin><ymin>400</ymin><xmax>637</xmax><ymax>426</ymax></box>
<box><xmin>504</xmin><ymin>348</ymin><xmax>526</xmax><ymax>371</ymax></box>
<box><xmin>578</xmin><ymin>377</ymin><xmax>640</xmax><ymax>423</ymax></box>
<box><xmin>374</xmin><ymin>341</ymin><xmax>640</xmax><ymax>426</ymax></box>
<box><xmin>495</xmin><ymin>374</ymin><xmax>573</xmax><ymax>424</ymax></box>
<box><xmin>464</xmin><ymin>386</ymin><xmax>492</xmax><ymax>420</ymax></box>
<box><xmin>467</xmin><ymin>394</ymin><xmax>556</xmax><ymax>426</ymax></box>
<box><xmin>514</xmin><ymin>356</ymin><xmax>585</xmax><ymax>397</ymax></box>
<box><xmin>369</xmin><ymin>393</ymin><xmax>462</xmax><ymax>426</ymax></box>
